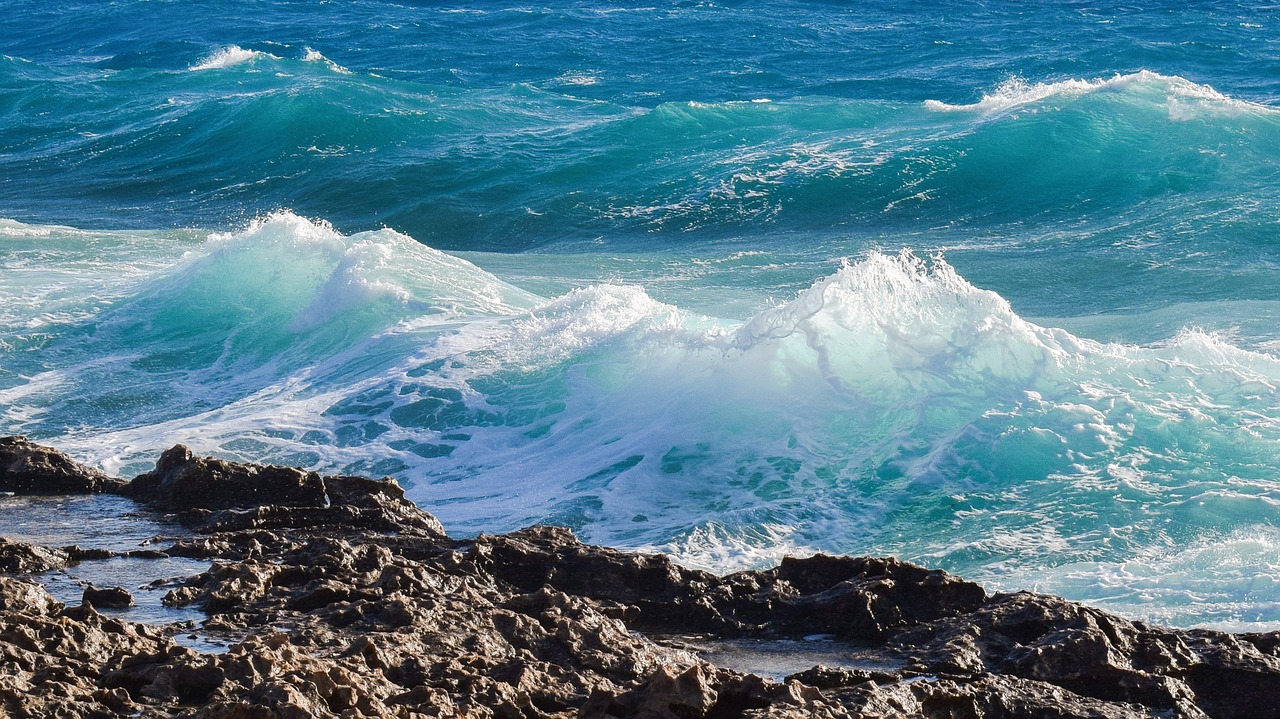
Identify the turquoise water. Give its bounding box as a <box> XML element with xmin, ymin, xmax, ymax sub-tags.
<box><xmin>3</xmin><ymin>2</ymin><xmax>1280</xmax><ymax>630</ymax></box>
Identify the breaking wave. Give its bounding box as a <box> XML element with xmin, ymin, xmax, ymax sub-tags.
<box><xmin>4</xmin><ymin>214</ymin><xmax>1280</xmax><ymax>628</ymax></box>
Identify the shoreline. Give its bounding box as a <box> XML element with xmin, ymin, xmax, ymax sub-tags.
<box><xmin>3</xmin><ymin>436</ymin><xmax>1279</xmax><ymax>718</ymax></box>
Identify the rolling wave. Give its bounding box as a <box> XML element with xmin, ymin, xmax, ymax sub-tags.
<box><xmin>188</xmin><ymin>45</ymin><xmax>279</xmax><ymax>71</ymax></box>
<box><xmin>4</xmin><ymin>213</ymin><xmax>1280</xmax><ymax>628</ymax></box>
<box><xmin>922</xmin><ymin>70</ymin><xmax>1276</xmax><ymax>117</ymax></box>
<box><xmin>2</xmin><ymin>60</ymin><xmax>1276</xmax><ymax>249</ymax></box>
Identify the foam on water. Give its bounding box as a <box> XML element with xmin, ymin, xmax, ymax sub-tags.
<box><xmin>7</xmin><ymin>50</ymin><xmax>1278</xmax><ymax>252</ymax></box>
<box><xmin>189</xmin><ymin>45</ymin><xmax>278</xmax><ymax>71</ymax></box>
<box><xmin>301</xmin><ymin>48</ymin><xmax>353</xmax><ymax>75</ymax></box>
<box><xmin>0</xmin><ymin>213</ymin><xmax>537</xmax><ymax>444</ymax></box>
<box><xmin>3</xmin><ymin>0</ymin><xmax>1280</xmax><ymax>633</ymax></box>
<box><xmin>922</xmin><ymin>71</ymin><xmax>1277</xmax><ymax>118</ymax></box>
<box><xmin>7</xmin><ymin>213</ymin><xmax>1279</xmax><ymax>628</ymax></box>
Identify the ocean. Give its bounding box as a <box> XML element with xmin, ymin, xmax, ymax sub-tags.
<box><xmin>3</xmin><ymin>1</ymin><xmax>1280</xmax><ymax>630</ymax></box>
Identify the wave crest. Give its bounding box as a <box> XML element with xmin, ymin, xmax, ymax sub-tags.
<box><xmin>924</xmin><ymin>70</ymin><xmax>1275</xmax><ymax>118</ymax></box>
<box><xmin>189</xmin><ymin>45</ymin><xmax>278</xmax><ymax>71</ymax></box>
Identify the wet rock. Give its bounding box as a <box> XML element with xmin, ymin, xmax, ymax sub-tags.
<box><xmin>126</xmin><ymin>445</ymin><xmax>328</xmax><ymax>511</ymax></box>
<box><xmin>0</xmin><ymin>577</ymin><xmax>169</xmax><ymax>718</ymax></box>
<box><xmin>127</xmin><ymin>445</ymin><xmax>445</xmax><ymax>537</ymax></box>
<box><xmin>0</xmin><ymin>537</ymin><xmax>68</xmax><ymax>573</ymax></box>
<box><xmin>470</xmin><ymin>527</ymin><xmax>985</xmax><ymax>640</ymax></box>
<box><xmin>84</xmin><ymin>585</ymin><xmax>135</xmax><ymax>609</ymax></box>
<box><xmin>0</xmin><ymin>575</ymin><xmax>63</xmax><ymax>613</ymax></box>
<box><xmin>0</xmin><ymin>435</ymin><xmax>124</xmax><ymax>494</ymax></box>
<box><xmin>880</xmin><ymin>591</ymin><xmax>1280</xmax><ymax>719</ymax></box>
<box><xmin>2</xmin><ymin>442</ymin><xmax>1279</xmax><ymax>718</ymax></box>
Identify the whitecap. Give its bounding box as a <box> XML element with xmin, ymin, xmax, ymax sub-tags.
<box><xmin>923</xmin><ymin>70</ymin><xmax>1276</xmax><ymax>118</ymax></box>
<box><xmin>189</xmin><ymin>45</ymin><xmax>277</xmax><ymax>71</ymax></box>
<box><xmin>302</xmin><ymin>47</ymin><xmax>352</xmax><ymax>75</ymax></box>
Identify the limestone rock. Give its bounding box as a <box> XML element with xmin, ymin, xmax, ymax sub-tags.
<box><xmin>126</xmin><ymin>445</ymin><xmax>328</xmax><ymax>511</ymax></box>
<box><xmin>126</xmin><ymin>445</ymin><xmax>445</xmax><ymax>537</ymax></box>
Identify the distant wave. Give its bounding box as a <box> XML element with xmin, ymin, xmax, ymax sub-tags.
<box><xmin>189</xmin><ymin>45</ymin><xmax>278</xmax><ymax>71</ymax></box>
<box><xmin>5</xmin><ymin>59</ymin><xmax>1278</xmax><ymax>247</ymax></box>
<box><xmin>923</xmin><ymin>70</ymin><xmax>1277</xmax><ymax>117</ymax></box>
<box><xmin>302</xmin><ymin>47</ymin><xmax>352</xmax><ymax>75</ymax></box>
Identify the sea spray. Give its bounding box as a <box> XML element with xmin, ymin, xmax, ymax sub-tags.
<box><xmin>5</xmin><ymin>214</ymin><xmax>1280</xmax><ymax>628</ymax></box>
<box><xmin>3</xmin><ymin>0</ymin><xmax>1280</xmax><ymax>631</ymax></box>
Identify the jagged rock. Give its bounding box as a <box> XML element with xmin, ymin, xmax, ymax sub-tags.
<box><xmin>0</xmin><ymin>435</ymin><xmax>124</xmax><ymax>494</ymax></box>
<box><xmin>84</xmin><ymin>585</ymin><xmax>135</xmax><ymax>609</ymax></box>
<box><xmin>126</xmin><ymin>445</ymin><xmax>445</xmax><ymax>537</ymax></box>
<box><xmin>468</xmin><ymin>526</ymin><xmax>985</xmax><ymax>640</ymax></box>
<box><xmin>2</xmin><ymin>442</ymin><xmax>1279</xmax><ymax>718</ymax></box>
<box><xmin>885</xmin><ymin>591</ymin><xmax>1280</xmax><ymax>719</ymax></box>
<box><xmin>126</xmin><ymin>445</ymin><xmax>328</xmax><ymax>511</ymax></box>
<box><xmin>0</xmin><ymin>537</ymin><xmax>68</xmax><ymax>573</ymax></box>
<box><xmin>0</xmin><ymin>577</ymin><xmax>168</xmax><ymax>718</ymax></box>
<box><xmin>0</xmin><ymin>575</ymin><xmax>63</xmax><ymax>613</ymax></box>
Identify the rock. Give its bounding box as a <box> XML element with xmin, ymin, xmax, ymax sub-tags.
<box><xmin>884</xmin><ymin>591</ymin><xmax>1280</xmax><ymax>718</ymax></box>
<box><xmin>468</xmin><ymin>526</ymin><xmax>985</xmax><ymax>640</ymax></box>
<box><xmin>126</xmin><ymin>445</ymin><xmax>328</xmax><ymax>511</ymax></box>
<box><xmin>2</xmin><ymin>441</ymin><xmax>1279</xmax><ymax>718</ymax></box>
<box><xmin>0</xmin><ymin>576</ymin><xmax>166</xmax><ymax>718</ymax></box>
<box><xmin>0</xmin><ymin>575</ymin><xmax>63</xmax><ymax>613</ymax></box>
<box><xmin>0</xmin><ymin>435</ymin><xmax>124</xmax><ymax>494</ymax></box>
<box><xmin>83</xmin><ymin>585</ymin><xmax>135</xmax><ymax>609</ymax></box>
<box><xmin>0</xmin><ymin>537</ymin><xmax>68</xmax><ymax>573</ymax></box>
<box><xmin>637</xmin><ymin>664</ymin><xmax>719</xmax><ymax>716</ymax></box>
<box><xmin>126</xmin><ymin>445</ymin><xmax>445</xmax><ymax>537</ymax></box>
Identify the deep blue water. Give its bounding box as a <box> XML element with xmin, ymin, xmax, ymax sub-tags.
<box><xmin>3</xmin><ymin>1</ymin><xmax>1280</xmax><ymax>629</ymax></box>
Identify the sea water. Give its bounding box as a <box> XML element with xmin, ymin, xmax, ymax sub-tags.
<box><xmin>2</xmin><ymin>1</ymin><xmax>1280</xmax><ymax>631</ymax></box>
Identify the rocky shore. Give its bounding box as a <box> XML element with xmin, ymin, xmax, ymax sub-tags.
<box><xmin>2</xmin><ymin>436</ymin><xmax>1279</xmax><ymax>718</ymax></box>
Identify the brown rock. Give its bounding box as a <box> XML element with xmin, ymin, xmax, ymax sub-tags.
<box><xmin>0</xmin><ymin>537</ymin><xmax>69</xmax><ymax>573</ymax></box>
<box><xmin>638</xmin><ymin>664</ymin><xmax>718</xmax><ymax>717</ymax></box>
<box><xmin>126</xmin><ymin>445</ymin><xmax>445</xmax><ymax>537</ymax></box>
<box><xmin>2</xmin><ymin>441</ymin><xmax>1280</xmax><ymax>719</ymax></box>
<box><xmin>0</xmin><ymin>575</ymin><xmax>63</xmax><ymax>613</ymax></box>
<box><xmin>0</xmin><ymin>435</ymin><xmax>124</xmax><ymax>494</ymax></box>
<box><xmin>126</xmin><ymin>445</ymin><xmax>327</xmax><ymax>511</ymax></box>
<box><xmin>83</xmin><ymin>585</ymin><xmax>135</xmax><ymax>609</ymax></box>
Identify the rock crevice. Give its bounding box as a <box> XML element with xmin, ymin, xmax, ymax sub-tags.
<box><xmin>1</xmin><ymin>437</ymin><xmax>1277</xmax><ymax>718</ymax></box>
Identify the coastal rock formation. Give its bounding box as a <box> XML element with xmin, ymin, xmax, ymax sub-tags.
<box><xmin>0</xmin><ymin>435</ymin><xmax>124</xmax><ymax>494</ymax></box>
<box><xmin>83</xmin><ymin>585</ymin><xmax>135</xmax><ymax>609</ymax></box>
<box><xmin>1</xmin><ymin>437</ymin><xmax>1279</xmax><ymax>718</ymax></box>
<box><xmin>125</xmin><ymin>444</ymin><xmax>445</xmax><ymax>537</ymax></box>
<box><xmin>0</xmin><ymin>537</ymin><xmax>68</xmax><ymax>574</ymax></box>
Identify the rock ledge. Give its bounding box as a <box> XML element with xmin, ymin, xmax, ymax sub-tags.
<box><xmin>1</xmin><ymin>437</ymin><xmax>1278</xmax><ymax>718</ymax></box>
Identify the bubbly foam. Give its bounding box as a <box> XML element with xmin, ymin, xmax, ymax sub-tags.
<box><xmin>1022</xmin><ymin>528</ymin><xmax>1280</xmax><ymax>632</ymax></box>
<box><xmin>6</xmin><ymin>215</ymin><xmax>1280</xmax><ymax>629</ymax></box>
<box><xmin>189</xmin><ymin>45</ymin><xmax>278</xmax><ymax>71</ymax></box>
<box><xmin>302</xmin><ymin>48</ymin><xmax>352</xmax><ymax>75</ymax></box>
<box><xmin>924</xmin><ymin>70</ymin><xmax>1276</xmax><ymax>117</ymax></box>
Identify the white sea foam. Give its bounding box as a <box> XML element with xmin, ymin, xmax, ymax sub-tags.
<box><xmin>9</xmin><ymin>215</ymin><xmax>1280</xmax><ymax>628</ymax></box>
<box><xmin>0</xmin><ymin>219</ymin><xmax>56</xmax><ymax>237</ymax></box>
<box><xmin>302</xmin><ymin>47</ymin><xmax>352</xmax><ymax>74</ymax></box>
<box><xmin>189</xmin><ymin>45</ymin><xmax>277</xmax><ymax>71</ymax></box>
<box><xmin>553</xmin><ymin>71</ymin><xmax>600</xmax><ymax>87</ymax></box>
<box><xmin>924</xmin><ymin>70</ymin><xmax>1276</xmax><ymax>118</ymax></box>
<box><xmin>1020</xmin><ymin>528</ymin><xmax>1280</xmax><ymax>632</ymax></box>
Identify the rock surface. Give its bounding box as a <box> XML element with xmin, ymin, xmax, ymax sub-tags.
<box><xmin>83</xmin><ymin>585</ymin><xmax>135</xmax><ymax>609</ymax></box>
<box><xmin>0</xmin><ymin>537</ymin><xmax>68</xmax><ymax>574</ymax></box>
<box><xmin>0</xmin><ymin>435</ymin><xmax>125</xmax><ymax>494</ymax></box>
<box><xmin>126</xmin><ymin>444</ymin><xmax>445</xmax><ymax>537</ymax></box>
<box><xmin>1</xmin><ymin>437</ymin><xmax>1279</xmax><ymax>718</ymax></box>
